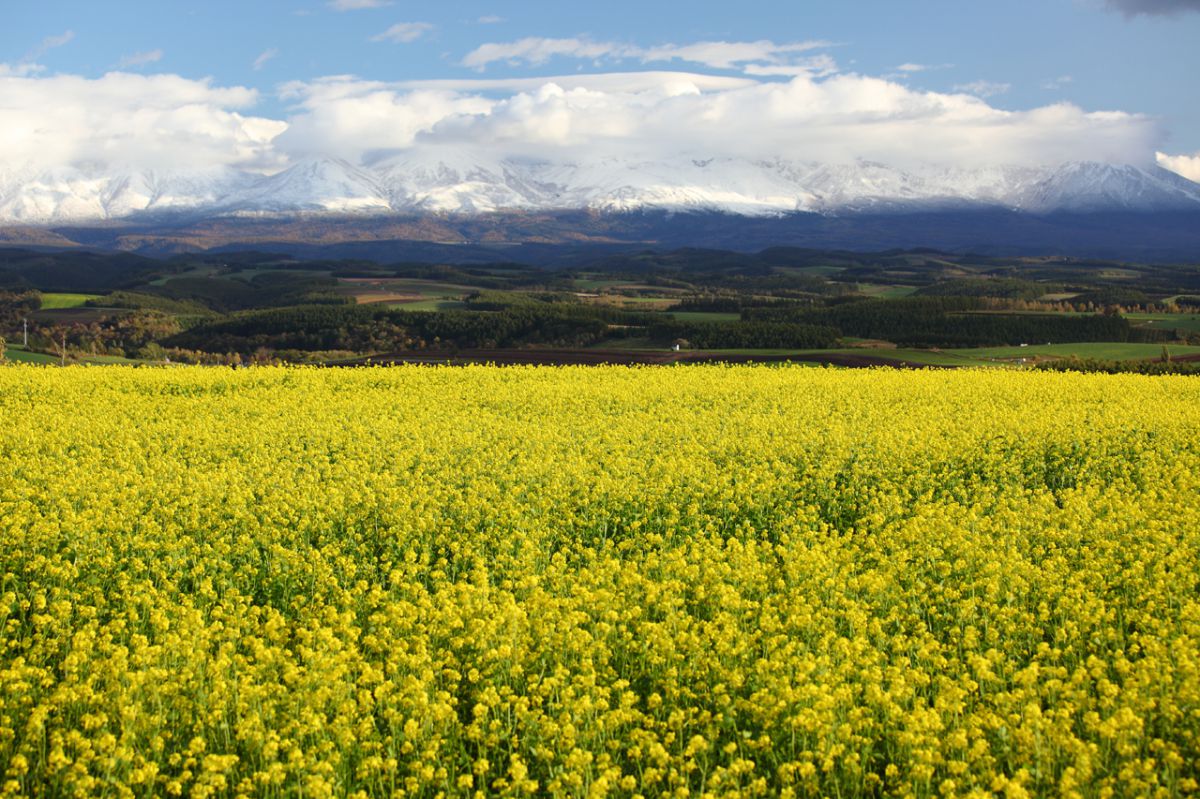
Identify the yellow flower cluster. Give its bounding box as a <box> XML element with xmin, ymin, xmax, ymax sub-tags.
<box><xmin>1</xmin><ymin>365</ymin><xmax>1198</xmax><ymax>798</ymax></box>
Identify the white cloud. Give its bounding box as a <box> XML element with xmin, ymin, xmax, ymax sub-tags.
<box><xmin>476</xmin><ymin>15</ymin><xmax>505</xmax><ymax>24</ymax></box>
<box><xmin>23</xmin><ymin>29</ymin><xmax>75</xmax><ymax>63</ymax></box>
<box><xmin>0</xmin><ymin>71</ymin><xmax>286</xmax><ymax>172</ymax></box>
<box><xmin>1041</xmin><ymin>75</ymin><xmax>1074</xmax><ymax>90</ymax></box>
<box><xmin>328</xmin><ymin>0</ymin><xmax>391</xmax><ymax>9</ymax></box>
<box><xmin>19</xmin><ymin>29</ymin><xmax>75</xmax><ymax>67</ymax></box>
<box><xmin>638</xmin><ymin>40</ymin><xmax>833</xmax><ymax>70</ymax></box>
<box><xmin>891</xmin><ymin>63</ymin><xmax>953</xmax><ymax>74</ymax></box>
<box><xmin>4</xmin><ymin>32</ymin><xmax>69</xmax><ymax>88</ymax></box>
<box><xmin>743</xmin><ymin>55</ymin><xmax>838</xmax><ymax>78</ymax></box>
<box><xmin>462</xmin><ymin>37</ymin><xmax>628</xmax><ymax>69</ymax></box>
<box><xmin>276</xmin><ymin>71</ymin><xmax>1159</xmax><ymax>171</ymax></box>
<box><xmin>370</xmin><ymin>23</ymin><xmax>433</xmax><ymax>44</ymax></box>
<box><xmin>461</xmin><ymin>37</ymin><xmax>835</xmax><ymax>73</ymax></box>
<box><xmin>0</xmin><ymin>68</ymin><xmax>1163</xmax><ymax>179</ymax></box>
<box><xmin>883</xmin><ymin>63</ymin><xmax>954</xmax><ymax>81</ymax></box>
<box><xmin>386</xmin><ymin>72</ymin><xmax>756</xmax><ymax>93</ymax></box>
<box><xmin>116</xmin><ymin>49</ymin><xmax>164</xmax><ymax>69</ymax></box>
<box><xmin>276</xmin><ymin>76</ymin><xmax>494</xmax><ymax>160</ymax></box>
<box><xmin>253</xmin><ymin>48</ymin><xmax>280</xmax><ymax>70</ymax></box>
<box><xmin>954</xmin><ymin>80</ymin><xmax>1012</xmax><ymax>97</ymax></box>
<box><xmin>39</xmin><ymin>30</ymin><xmax>76</xmax><ymax>49</ymax></box>
<box><xmin>0</xmin><ymin>63</ymin><xmax>45</xmax><ymax>78</ymax></box>
<box><xmin>1157</xmin><ymin>151</ymin><xmax>1200</xmax><ymax>182</ymax></box>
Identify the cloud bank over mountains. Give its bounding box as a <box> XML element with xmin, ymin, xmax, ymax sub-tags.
<box><xmin>0</xmin><ymin>72</ymin><xmax>285</xmax><ymax>173</ymax></box>
<box><xmin>0</xmin><ymin>65</ymin><xmax>1179</xmax><ymax>181</ymax></box>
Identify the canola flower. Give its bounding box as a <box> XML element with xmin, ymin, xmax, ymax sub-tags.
<box><xmin>0</xmin><ymin>364</ymin><xmax>1198</xmax><ymax>799</ymax></box>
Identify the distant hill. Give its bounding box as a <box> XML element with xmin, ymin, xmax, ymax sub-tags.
<box><xmin>3</xmin><ymin>208</ymin><xmax>1200</xmax><ymax>263</ymax></box>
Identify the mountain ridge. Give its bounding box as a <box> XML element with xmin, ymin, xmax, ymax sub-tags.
<box><xmin>3</xmin><ymin>156</ymin><xmax>1200</xmax><ymax>224</ymax></box>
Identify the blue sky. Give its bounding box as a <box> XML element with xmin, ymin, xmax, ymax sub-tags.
<box><xmin>3</xmin><ymin>0</ymin><xmax>1199</xmax><ymax>177</ymax></box>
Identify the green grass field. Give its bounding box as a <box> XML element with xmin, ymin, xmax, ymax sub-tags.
<box><xmin>388</xmin><ymin>299</ymin><xmax>468</xmax><ymax>312</ymax></box>
<box><xmin>876</xmin><ymin>349</ymin><xmax>997</xmax><ymax>366</ymax></box>
<box><xmin>774</xmin><ymin>265</ymin><xmax>846</xmax><ymax>277</ymax></box>
<box><xmin>602</xmin><ymin>295</ymin><xmax>672</xmax><ymax>305</ymax></box>
<box><xmin>798</xmin><ymin>343</ymin><xmax>1200</xmax><ymax>365</ymax></box>
<box><xmin>702</xmin><ymin>341</ymin><xmax>1200</xmax><ymax>367</ymax></box>
<box><xmin>84</xmin><ymin>354</ymin><xmax>143</xmax><ymax>364</ymax></box>
<box><xmin>571</xmin><ymin>277</ymin><xmax>629</xmax><ymax>290</ymax></box>
<box><xmin>385</xmin><ymin>279</ymin><xmax>483</xmax><ymax>295</ymax></box>
<box><xmin>667</xmin><ymin>311</ymin><xmax>741</xmax><ymax>323</ymax></box>
<box><xmin>229</xmin><ymin>268</ymin><xmax>329</xmax><ymax>282</ymax></box>
<box><xmin>2</xmin><ymin>346</ymin><xmax>58</xmax><ymax>364</ymax></box>
<box><xmin>703</xmin><ymin>348</ymin><xmax>997</xmax><ymax>366</ymax></box>
<box><xmin>148</xmin><ymin>266</ymin><xmax>223</xmax><ymax>286</ymax></box>
<box><xmin>855</xmin><ymin>284</ymin><xmax>920</xmax><ymax>299</ymax></box>
<box><xmin>957</xmin><ymin>342</ymin><xmax>1200</xmax><ymax>361</ymax></box>
<box><xmin>3</xmin><ymin>346</ymin><xmax>149</xmax><ymax>365</ymax></box>
<box><xmin>1125</xmin><ymin>312</ymin><xmax>1200</xmax><ymax>334</ymax></box>
<box><xmin>38</xmin><ymin>293</ymin><xmax>100</xmax><ymax>309</ymax></box>
<box><xmin>339</xmin><ymin>278</ymin><xmax>477</xmax><ymax>298</ymax></box>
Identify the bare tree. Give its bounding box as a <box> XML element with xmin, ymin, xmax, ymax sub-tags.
<box><xmin>51</xmin><ymin>328</ymin><xmax>69</xmax><ymax>366</ymax></box>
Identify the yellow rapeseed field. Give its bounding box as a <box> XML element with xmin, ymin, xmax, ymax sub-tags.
<box><xmin>1</xmin><ymin>365</ymin><xmax>1198</xmax><ymax>799</ymax></box>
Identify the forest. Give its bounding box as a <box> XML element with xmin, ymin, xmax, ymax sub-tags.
<box><xmin>2</xmin><ymin>245</ymin><xmax>1200</xmax><ymax>367</ymax></box>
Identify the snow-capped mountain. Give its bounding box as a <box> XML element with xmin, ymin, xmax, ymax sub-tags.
<box><xmin>217</xmin><ymin>157</ymin><xmax>390</xmax><ymax>215</ymax></box>
<box><xmin>0</xmin><ymin>164</ymin><xmax>252</xmax><ymax>223</ymax></box>
<box><xmin>1002</xmin><ymin>161</ymin><xmax>1200</xmax><ymax>213</ymax></box>
<box><xmin>1</xmin><ymin>155</ymin><xmax>1199</xmax><ymax>224</ymax></box>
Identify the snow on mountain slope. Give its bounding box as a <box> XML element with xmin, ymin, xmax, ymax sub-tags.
<box><xmin>1</xmin><ymin>156</ymin><xmax>1199</xmax><ymax>223</ymax></box>
<box><xmin>218</xmin><ymin>157</ymin><xmax>391</xmax><ymax>215</ymax></box>
<box><xmin>0</xmin><ymin>164</ymin><xmax>253</xmax><ymax>223</ymax></box>
<box><xmin>1007</xmin><ymin>162</ymin><xmax>1200</xmax><ymax>212</ymax></box>
<box><xmin>528</xmin><ymin>157</ymin><xmax>819</xmax><ymax>215</ymax></box>
<box><xmin>372</xmin><ymin>149</ymin><xmax>549</xmax><ymax>213</ymax></box>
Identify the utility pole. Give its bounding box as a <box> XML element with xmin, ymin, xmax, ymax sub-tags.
<box><xmin>60</xmin><ymin>332</ymin><xmax>66</xmax><ymax>367</ymax></box>
<box><xmin>23</xmin><ymin>318</ymin><xmax>27</xmax><ymax>347</ymax></box>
